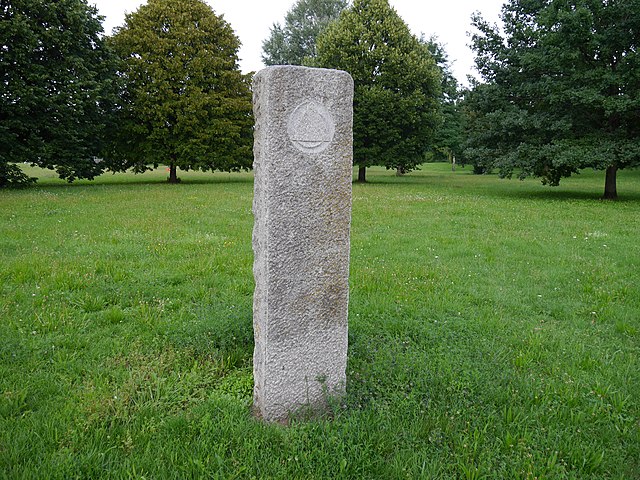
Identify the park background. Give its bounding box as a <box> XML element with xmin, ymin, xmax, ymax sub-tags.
<box><xmin>1</xmin><ymin>0</ymin><xmax>639</xmax><ymax>477</ymax></box>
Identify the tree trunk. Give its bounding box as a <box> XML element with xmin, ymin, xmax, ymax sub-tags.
<box><xmin>603</xmin><ymin>165</ymin><xmax>617</xmax><ymax>200</ymax></box>
<box><xmin>451</xmin><ymin>155</ymin><xmax>456</xmax><ymax>172</ymax></box>
<box><xmin>396</xmin><ymin>166</ymin><xmax>405</xmax><ymax>176</ymax></box>
<box><xmin>168</xmin><ymin>162</ymin><xmax>179</xmax><ymax>184</ymax></box>
<box><xmin>357</xmin><ymin>165</ymin><xmax>366</xmax><ymax>183</ymax></box>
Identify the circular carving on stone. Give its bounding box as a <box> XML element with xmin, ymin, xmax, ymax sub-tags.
<box><xmin>287</xmin><ymin>101</ymin><xmax>335</xmax><ymax>153</ymax></box>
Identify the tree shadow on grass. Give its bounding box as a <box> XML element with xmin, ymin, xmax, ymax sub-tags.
<box><xmin>31</xmin><ymin>174</ymin><xmax>255</xmax><ymax>189</ymax></box>
<box><xmin>356</xmin><ymin>170</ymin><xmax>640</xmax><ymax>203</ymax></box>
<box><xmin>482</xmin><ymin>186</ymin><xmax>640</xmax><ymax>203</ymax></box>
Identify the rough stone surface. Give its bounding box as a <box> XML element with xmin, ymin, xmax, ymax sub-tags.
<box><xmin>252</xmin><ymin>66</ymin><xmax>354</xmax><ymax>423</ymax></box>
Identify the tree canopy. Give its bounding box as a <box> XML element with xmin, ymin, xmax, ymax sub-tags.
<box><xmin>315</xmin><ymin>0</ymin><xmax>441</xmax><ymax>182</ymax></box>
<box><xmin>465</xmin><ymin>0</ymin><xmax>640</xmax><ymax>199</ymax></box>
<box><xmin>107</xmin><ymin>0</ymin><xmax>253</xmax><ymax>183</ymax></box>
<box><xmin>262</xmin><ymin>0</ymin><xmax>347</xmax><ymax>66</ymax></box>
<box><xmin>0</xmin><ymin>0</ymin><xmax>117</xmax><ymax>186</ymax></box>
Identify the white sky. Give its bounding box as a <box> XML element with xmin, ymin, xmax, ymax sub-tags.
<box><xmin>91</xmin><ymin>0</ymin><xmax>505</xmax><ymax>85</ymax></box>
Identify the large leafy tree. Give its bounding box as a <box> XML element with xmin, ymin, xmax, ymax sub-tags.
<box><xmin>107</xmin><ymin>0</ymin><xmax>253</xmax><ymax>183</ymax></box>
<box><xmin>262</xmin><ymin>0</ymin><xmax>347</xmax><ymax>66</ymax></box>
<box><xmin>466</xmin><ymin>0</ymin><xmax>640</xmax><ymax>199</ymax></box>
<box><xmin>315</xmin><ymin>0</ymin><xmax>441</xmax><ymax>182</ymax></box>
<box><xmin>0</xmin><ymin>0</ymin><xmax>117</xmax><ymax>186</ymax></box>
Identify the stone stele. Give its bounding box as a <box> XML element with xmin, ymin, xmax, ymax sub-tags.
<box><xmin>252</xmin><ymin>66</ymin><xmax>354</xmax><ymax>423</ymax></box>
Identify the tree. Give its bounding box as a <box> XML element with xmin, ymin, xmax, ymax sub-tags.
<box><xmin>466</xmin><ymin>0</ymin><xmax>640</xmax><ymax>199</ymax></box>
<box><xmin>315</xmin><ymin>0</ymin><xmax>441</xmax><ymax>182</ymax></box>
<box><xmin>0</xmin><ymin>0</ymin><xmax>118</xmax><ymax>186</ymax></box>
<box><xmin>107</xmin><ymin>0</ymin><xmax>253</xmax><ymax>183</ymax></box>
<box><xmin>423</xmin><ymin>37</ymin><xmax>465</xmax><ymax>170</ymax></box>
<box><xmin>262</xmin><ymin>0</ymin><xmax>347</xmax><ymax>66</ymax></box>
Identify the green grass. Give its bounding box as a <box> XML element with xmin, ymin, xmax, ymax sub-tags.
<box><xmin>1</xmin><ymin>164</ymin><xmax>639</xmax><ymax>479</ymax></box>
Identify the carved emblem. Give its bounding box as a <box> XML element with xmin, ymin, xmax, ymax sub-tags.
<box><xmin>287</xmin><ymin>101</ymin><xmax>335</xmax><ymax>153</ymax></box>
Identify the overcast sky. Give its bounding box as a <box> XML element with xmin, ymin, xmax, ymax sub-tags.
<box><xmin>91</xmin><ymin>0</ymin><xmax>505</xmax><ymax>85</ymax></box>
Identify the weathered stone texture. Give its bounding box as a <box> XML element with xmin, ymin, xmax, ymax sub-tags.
<box><xmin>252</xmin><ymin>66</ymin><xmax>354</xmax><ymax>423</ymax></box>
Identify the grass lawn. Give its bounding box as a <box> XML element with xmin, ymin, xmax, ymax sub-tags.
<box><xmin>1</xmin><ymin>163</ymin><xmax>639</xmax><ymax>479</ymax></box>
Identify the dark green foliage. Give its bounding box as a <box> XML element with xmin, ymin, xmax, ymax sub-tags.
<box><xmin>262</xmin><ymin>0</ymin><xmax>347</xmax><ymax>66</ymax></box>
<box><xmin>0</xmin><ymin>0</ymin><xmax>118</xmax><ymax>186</ymax></box>
<box><xmin>315</xmin><ymin>0</ymin><xmax>441</xmax><ymax>181</ymax></box>
<box><xmin>106</xmin><ymin>0</ymin><xmax>253</xmax><ymax>183</ymax></box>
<box><xmin>465</xmin><ymin>0</ymin><xmax>640</xmax><ymax>199</ymax></box>
<box><xmin>0</xmin><ymin>162</ymin><xmax>35</xmax><ymax>188</ymax></box>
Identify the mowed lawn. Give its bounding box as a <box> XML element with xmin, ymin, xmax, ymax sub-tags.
<box><xmin>1</xmin><ymin>163</ymin><xmax>638</xmax><ymax>479</ymax></box>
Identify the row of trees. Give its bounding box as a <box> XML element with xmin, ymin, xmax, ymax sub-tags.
<box><xmin>3</xmin><ymin>0</ymin><xmax>637</xmax><ymax>197</ymax></box>
<box><xmin>1</xmin><ymin>0</ymin><xmax>253</xmax><ymax>187</ymax></box>
<box><xmin>263</xmin><ymin>0</ymin><xmax>639</xmax><ymax>198</ymax></box>
<box><xmin>2</xmin><ymin>0</ymin><xmax>456</xmax><ymax>187</ymax></box>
